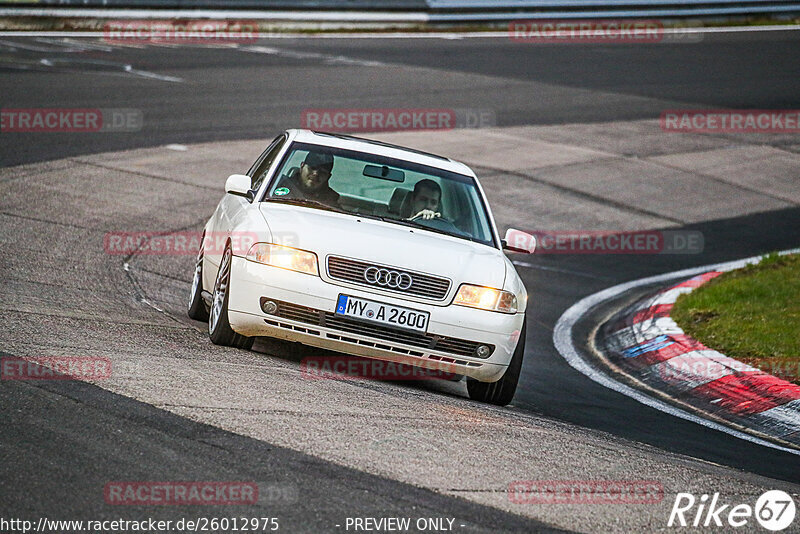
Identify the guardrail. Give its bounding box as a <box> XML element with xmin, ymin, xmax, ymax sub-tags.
<box><xmin>1</xmin><ymin>0</ymin><xmax>799</xmax><ymax>20</ymax></box>
<box><xmin>0</xmin><ymin>0</ymin><xmax>424</xmax><ymax>6</ymax></box>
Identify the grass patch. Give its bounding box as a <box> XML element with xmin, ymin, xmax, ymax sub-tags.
<box><xmin>671</xmin><ymin>253</ymin><xmax>800</xmax><ymax>384</ymax></box>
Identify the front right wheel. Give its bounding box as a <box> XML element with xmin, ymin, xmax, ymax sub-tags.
<box><xmin>208</xmin><ymin>244</ymin><xmax>254</xmax><ymax>350</ymax></box>
<box><xmin>467</xmin><ymin>320</ymin><xmax>526</xmax><ymax>406</ymax></box>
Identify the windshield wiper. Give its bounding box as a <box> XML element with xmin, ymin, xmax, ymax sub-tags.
<box><xmin>379</xmin><ymin>216</ymin><xmax>455</xmax><ymax>237</ymax></box>
<box><xmin>262</xmin><ymin>197</ymin><xmax>347</xmax><ymax>215</ymax></box>
<box><xmin>380</xmin><ymin>217</ymin><xmax>484</xmax><ymax>245</ymax></box>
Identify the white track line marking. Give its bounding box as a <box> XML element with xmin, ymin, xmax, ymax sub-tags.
<box><xmin>11</xmin><ymin>50</ymin><xmax>184</xmax><ymax>82</ymax></box>
<box><xmin>164</xmin><ymin>144</ymin><xmax>188</xmax><ymax>151</ymax></box>
<box><xmin>553</xmin><ymin>247</ymin><xmax>800</xmax><ymax>455</ymax></box>
<box><xmin>0</xmin><ymin>38</ymin><xmax>81</xmax><ymax>52</ymax></box>
<box><xmin>123</xmin><ymin>64</ymin><xmax>183</xmax><ymax>83</ymax></box>
<box><xmin>238</xmin><ymin>45</ymin><xmax>388</xmax><ymax>67</ymax></box>
<box><xmin>40</xmin><ymin>37</ymin><xmax>115</xmax><ymax>52</ymax></box>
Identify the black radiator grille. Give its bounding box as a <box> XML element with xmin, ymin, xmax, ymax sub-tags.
<box><xmin>327</xmin><ymin>256</ymin><xmax>451</xmax><ymax>300</ymax></box>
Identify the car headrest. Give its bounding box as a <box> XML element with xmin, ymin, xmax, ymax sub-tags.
<box><xmin>389</xmin><ymin>187</ymin><xmax>411</xmax><ymax>214</ymax></box>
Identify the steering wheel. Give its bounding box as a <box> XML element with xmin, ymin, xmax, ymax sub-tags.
<box><xmin>409</xmin><ymin>214</ymin><xmax>460</xmax><ymax>233</ymax></box>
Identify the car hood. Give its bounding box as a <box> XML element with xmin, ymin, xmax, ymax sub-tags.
<box><xmin>258</xmin><ymin>203</ymin><xmax>507</xmax><ymax>289</ymax></box>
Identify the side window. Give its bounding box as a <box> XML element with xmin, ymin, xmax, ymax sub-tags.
<box><xmin>246</xmin><ymin>137</ymin><xmax>276</xmax><ymax>176</ymax></box>
<box><xmin>249</xmin><ymin>135</ymin><xmax>287</xmax><ymax>193</ymax></box>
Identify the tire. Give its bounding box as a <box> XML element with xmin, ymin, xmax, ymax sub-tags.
<box><xmin>208</xmin><ymin>245</ymin><xmax>254</xmax><ymax>350</ymax></box>
<box><xmin>187</xmin><ymin>240</ymin><xmax>209</xmax><ymax>321</ymax></box>
<box><xmin>467</xmin><ymin>320</ymin><xmax>526</xmax><ymax>406</ymax></box>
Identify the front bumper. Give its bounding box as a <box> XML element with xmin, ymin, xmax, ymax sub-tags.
<box><xmin>226</xmin><ymin>257</ymin><xmax>524</xmax><ymax>382</ymax></box>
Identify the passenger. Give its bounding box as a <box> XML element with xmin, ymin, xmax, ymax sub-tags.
<box><xmin>274</xmin><ymin>151</ymin><xmax>339</xmax><ymax>206</ymax></box>
<box><xmin>404</xmin><ymin>179</ymin><xmax>442</xmax><ymax>220</ymax></box>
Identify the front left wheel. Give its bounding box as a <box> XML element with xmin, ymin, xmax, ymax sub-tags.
<box><xmin>187</xmin><ymin>241</ymin><xmax>209</xmax><ymax>321</ymax></box>
<box><xmin>208</xmin><ymin>245</ymin><xmax>254</xmax><ymax>350</ymax></box>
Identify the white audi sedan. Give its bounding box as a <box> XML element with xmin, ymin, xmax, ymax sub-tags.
<box><xmin>189</xmin><ymin>129</ymin><xmax>535</xmax><ymax>405</ymax></box>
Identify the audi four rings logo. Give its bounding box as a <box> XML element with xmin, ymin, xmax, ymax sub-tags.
<box><xmin>364</xmin><ymin>267</ymin><xmax>413</xmax><ymax>290</ymax></box>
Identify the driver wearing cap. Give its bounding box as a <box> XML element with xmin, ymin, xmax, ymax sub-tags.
<box><xmin>275</xmin><ymin>151</ymin><xmax>339</xmax><ymax>206</ymax></box>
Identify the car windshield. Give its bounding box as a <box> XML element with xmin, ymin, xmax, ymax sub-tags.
<box><xmin>263</xmin><ymin>141</ymin><xmax>496</xmax><ymax>247</ymax></box>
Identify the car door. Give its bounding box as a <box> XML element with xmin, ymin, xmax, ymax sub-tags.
<box><xmin>204</xmin><ymin>135</ymin><xmax>287</xmax><ymax>284</ymax></box>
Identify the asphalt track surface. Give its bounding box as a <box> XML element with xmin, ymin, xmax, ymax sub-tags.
<box><xmin>2</xmin><ymin>29</ymin><xmax>800</xmax><ymax>166</ymax></box>
<box><xmin>1</xmin><ymin>31</ymin><xmax>800</xmax><ymax>532</ymax></box>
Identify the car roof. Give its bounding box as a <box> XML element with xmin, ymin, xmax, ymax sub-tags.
<box><xmin>289</xmin><ymin>129</ymin><xmax>476</xmax><ymax>177</ymax></box>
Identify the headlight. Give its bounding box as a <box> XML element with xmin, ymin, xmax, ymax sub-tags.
<box><xmin>453</xmin><ymin>284</ymin><xmax>518</xmax><ymax>314</ymax></box>
<box><xmin>246</xmin><ymin>243</ymin><xmax>319</xmax><ymax>276</ymax></box>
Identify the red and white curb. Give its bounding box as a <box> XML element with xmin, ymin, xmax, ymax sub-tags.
<box><xmin>554</xmin><ymin>248</ymin><xmax>800</xmax><ymax>455</ymax></box>
<box><xmin>605</xmin><ymin>271</ymin><xmax>800</xmax><ymax>446</ymax></box>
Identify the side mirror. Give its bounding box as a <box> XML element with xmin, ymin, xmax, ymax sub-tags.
<box><xmin>225</xmin><ymin>174</ymin><xmax>254</xmax><ymax>200</ymax></box>
<box><xmin>502</xmin><ymin>228</ymin><xmax>537</xmax><ymax>254</ymax></box>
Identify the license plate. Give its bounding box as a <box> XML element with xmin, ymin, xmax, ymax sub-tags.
<box><xmin>335</xmin><ymin>294</ymin><xmax>429</xmax><ymax>333</ymax></box>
